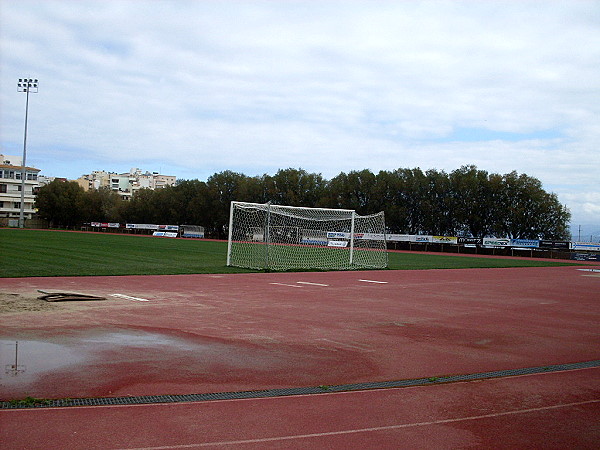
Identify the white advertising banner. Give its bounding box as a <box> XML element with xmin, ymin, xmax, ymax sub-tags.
<box><xmin>355</xmin><ymin>233</ymin><xmax>386</xmax><ymax>241</ymax></box>
<box><xmin>483</xmin><ymin>238</ymin><xmax>510</xmax><ymax>247</ymax></box>
<box><xmin>127</xmin><ymin>223</ymin><xmax>159</xmax><ymax>230</ymax></box>
<box><xmin>158</xmin><ymin>225</ymin><xmax>179</xmax><ymax>231</ymax></box>
<box><xmin>386</xmin><ymin>234</ymin><xmax>412</xmax><ymax>242</ymax></box>
<box><xmin>327</xmin><ymin>232</ymin><xmax>350</xmax><ymax>239</ymax></box>
<box><xmin>414</xmin><ymin>235</ymin><xmax>433</xmax><ymax>243</ymax></box>
<box><xmin>127</xmin><ymin>224</ymin><xmax>179</xmax><ymax>231</ymax></box>
<box><xmin>153</xmin><ymin>231</ymin><xmax>178</xmax><ymax>238</ymax></box>
<box><xmin>91</xmin><ymin>222</ymin><xmax>120</xmax><ymax>228</ymax></box>
<box><xmin>571</xmin><ymin>242</ymin><xmax>600</xmax><ymax>251</ymax></box>
<box><xmin>328</xmin><ymin>240</ymin><xmax>348</xmax><ymax>248</ymax></box>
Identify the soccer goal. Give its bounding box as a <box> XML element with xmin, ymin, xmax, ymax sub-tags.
<box><xmin>227</xmin><ymin>201</ymin><xmax>388</xmax><ymax>271</ymax></box>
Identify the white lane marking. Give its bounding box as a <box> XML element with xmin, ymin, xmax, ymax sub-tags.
<box><xmin>118</xmin><ymin>399</ymin><xmax>600</xmax><ymax>449</ymax></box>
<box><xmin>111</xmin><ymin>294</ymin><xmax>150</xmax><ymax>302</ymax></box>
<box><xmin>358</xmin><ymin>279</ymin><xmax>388</xmax><ymax>284</ymax></box>
<box><xmin>269</xmin><ymin>283</ymin><xmax>303</xmax><ymax>288</ymax></box>
<box><xmin>296</xmin><ymin>281</ymin><xmax>329</xmax><ymax>287</ymax></box>
<box><xmin>577</xmin><ymin>268</ymin><xmax>600</xmax><ymax>272</ymax></box>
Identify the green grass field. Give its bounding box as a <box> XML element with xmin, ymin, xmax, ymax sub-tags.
<box><xmin>0</xmin><ymin>229</ymin><xmax>578</xmax><ymax>278</ymax></box>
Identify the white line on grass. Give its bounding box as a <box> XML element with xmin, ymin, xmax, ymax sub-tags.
<box><xmin>358</xmin><ymin>279</ymin><xmax>388</xmax><ymax>284</ymax></box>
<box><xmin>111</xmin><ymin>294</ymin><xmax>150</xmax><ymax>302</ymax></box>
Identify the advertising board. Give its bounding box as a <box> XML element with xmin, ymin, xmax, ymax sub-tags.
<box><xmin>539</xmin><ymin>240</ymin><xmax>570</xmax><ymax>249</ymax></box>
<box><xmin>483</xmin><ymin>238</ymin><xmax>510</xmax><ymax>247</ymax></box>
<box><xmin>432</xmin><ymin>236</ymin><xmax>458</xmax><ymax>244</ymax></box>
<box><xmin>571</xmin><ymin>242</ymin><xmax>600</xmax><ymax>251</ymax></box>
<box><xmin>91</xmin><ymin>222</ymin><xmax>120</xmax><ymax>228</ymax></box>
<box><xmin>458</xmin><ymin>237</ymin><xmax>482</xmax><ymax>245</ymax></box>
<box><xmin>510</xmin><ymin>239</ymin><xmax>539</xmax><ymax>248</ymax></box>
<box><xmin>386</xmin><ymin>234</ymin><xmax>412</xmax><ymax>242</ymax></box>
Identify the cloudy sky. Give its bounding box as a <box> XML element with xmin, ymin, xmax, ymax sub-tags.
<box><xmin>1</xmin><ymin>0</ymin><xmax>599</xmax><ymax>236</ymax></box>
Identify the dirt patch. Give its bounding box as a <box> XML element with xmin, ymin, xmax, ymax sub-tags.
<box><xmin>0</xmin><ymin>292</ymin><xmax>91</xmax><ymax>314</ymax></box>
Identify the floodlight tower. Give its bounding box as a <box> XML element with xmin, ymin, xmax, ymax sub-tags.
<box><xmin>17</xmin><ymin>78</ymin><xmax>39</xmax><ymax>228</ymax></box>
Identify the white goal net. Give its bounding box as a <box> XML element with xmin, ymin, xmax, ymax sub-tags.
<box><xmin>227</xmin><ymin>202</ymin><xmax>388</xmax><ymax>270</ymax></box>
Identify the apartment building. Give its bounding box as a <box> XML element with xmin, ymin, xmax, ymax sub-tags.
<box><xmin>0</xmin><ymin>154</ymin><xmax>41</xmax><ymax>222</ymax></box>
<box><xmin>76</xmin><ymin>168</ymin><xmax>176</xmax><ymax>200</ymax></box>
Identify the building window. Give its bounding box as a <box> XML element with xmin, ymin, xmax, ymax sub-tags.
<box><xmin>13</xmin><ymin>202</ymin><xmax>21</xmax><ymax>209</ymax></box>
<box><xmin>0</xmin><ymin>184</ymin><xmax>6</xmax><ymax>193</ymax></box>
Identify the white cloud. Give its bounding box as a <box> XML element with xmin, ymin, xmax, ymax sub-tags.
<box><xmin>1</xmin><ymin>0</ymin><xmax>599</xmax><ymax>225</ymax></box>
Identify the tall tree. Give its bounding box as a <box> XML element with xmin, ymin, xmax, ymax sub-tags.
<box><xmin>449</xmin><ymin>165</ymin><xmax>497</xmax><ymax>238</ymax></box>
<box><xmin>35</xmin><ymin>180</ymin><xmax>85</xmax><ymax>228</ymax></box>
<box><xmin>205</xmin><ymin>171</ymin><xmax>249</xmax><ymax>238</ymax></box>
<box><xmin>81</xmin><ymin>187</ymin><xmax>123</xmax><ymax>223</ymax></box>
<box><xmin>494</xmin><ymin>171</ymin><xmax>571</xmax><ymax>239</ymax></box>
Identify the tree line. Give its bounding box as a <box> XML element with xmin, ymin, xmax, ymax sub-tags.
<box><xmin>35</xmin><ymin>165</ymin><xmax>571</xmax><ymax>240</ymax></box>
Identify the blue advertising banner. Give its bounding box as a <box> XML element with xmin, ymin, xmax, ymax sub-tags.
<box><xmin>510</xmin><ymin>239</ymin><xmax>539</xmax><ymax>248</ymax></box>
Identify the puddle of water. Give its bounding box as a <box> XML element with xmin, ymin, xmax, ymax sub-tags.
<box><xmin>79</xmin><ymin>331</ymin><xmax>199</xmax><ymax>350</ymax></box>
<box><xmin>0</xmin><ymin>330</ymin><xmax>256</xmax><ymax>391</ymax></box>
<box><xmin>0</xmin><ymin>329</ymin><xmax>348</xmax><ymax>399</ymax></box>
<box><xmin>0</xmin><ymin>339</ymin><xmax>85</xmax><ymax>387</ymax></box>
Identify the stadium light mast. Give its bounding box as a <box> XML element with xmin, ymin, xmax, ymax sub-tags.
<box><xmin>17</xmin><ymin>78</ymin><xmax>39</xmax><ymax>228</ymax></box>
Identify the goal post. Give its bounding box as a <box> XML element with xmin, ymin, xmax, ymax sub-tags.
<box><xmin>227</xmin><ymin>201</ymin><xmax>388</xmax><ymax>271</ymax></box>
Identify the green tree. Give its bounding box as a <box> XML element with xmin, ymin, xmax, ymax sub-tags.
<box><xmin>494</xmin><ymin>171</ymin><xmax>571</xmax><ymax>239</ymax></box>
<box><xmin>265</xmin><ymin>168</ymin><xmax>326</xmax><ymax>207</ymax></box>
<box><xmin>122</xmin><ymin>188</ymin><xmax>157</xmax><ymax>223</ymax></box>
<box><xmin>449</xmin><ymin>165</ymin><xmax>499</xmax><ymax>238</ymax></box>
<box><xmin>324</xmin><ymin>170</ymin><xmax>377</xmax><ymax>214</ymax></box>
<box><xmin>81</xmin><ymin>187</ymin><xmax>123</xmax><ymax>223</ymax></box>
<box><xmin>205</xmin><ymin>171</ymin><xmax>249</xmax><ymax>238</ymax></box>
<box><xmin>422</xmin><ymin>169</ymin><xmax>455</xmax><ymax>235</ymax></box>
<box><xmin>35</xmin><ymin>180</ymin><xmax>85</xmax><ymax>228</ymax></box>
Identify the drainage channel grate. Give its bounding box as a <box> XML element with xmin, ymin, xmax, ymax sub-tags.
<box><xmin>2</xmin><ymin>360</ymin><xmax>599</xmax><ymax>409</ymax></box>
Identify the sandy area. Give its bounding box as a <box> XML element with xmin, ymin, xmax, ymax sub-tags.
<box><xmin>0</xmin><ymin>291</ymin><xmax>99</xmax><ymax>314</ymax></box>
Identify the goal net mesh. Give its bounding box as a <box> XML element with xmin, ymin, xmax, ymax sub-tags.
<box><xmin>227</xmin><ymin>202</ymin><xmax>388</xmax><ymax>271</ymax></box>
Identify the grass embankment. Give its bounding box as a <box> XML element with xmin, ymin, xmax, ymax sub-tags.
<box><xmin>0</xmin><ymin>229</ymin><xmax>577</xmax><ymax>278</ymax></box>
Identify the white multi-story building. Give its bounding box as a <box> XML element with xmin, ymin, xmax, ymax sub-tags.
<box><xmin>76</xmin><ymin>168</ymin><xmax>176</xmax><ymax>200</ymax></box>
<box><xmin>0</xmin><ymin>154</ymin><xmax>41</xmax><ymax>223</ymax></box>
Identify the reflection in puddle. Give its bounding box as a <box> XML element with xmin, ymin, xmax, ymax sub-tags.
<box><xmin>0</xmin><ymin>329</ymin><xmax>259</xmax><ymax>397</ymax></box>
<box><xmin>1</xmin><ymin>339</ymin><xmax>85</xmax><ymax>386</ymax></box>
<box><xmin>1</xmin><ymin>328</ymin><xmax>363</xmax><ymax>400</ymax></box>
<box><xmin>0</xmin><ymin>330</ymin><xmax>200</xmax><ymax>388</ymax></box>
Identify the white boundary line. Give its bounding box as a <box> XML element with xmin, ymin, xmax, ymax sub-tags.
<box><xmin>119</xmin><ymin>399</ymin><xmax>600</xmax><ymax>449</ymax></box>
<box><xmin>110</xmin><ymin>294</ymin><xmax>150</xmax><ymax>302</ymax></box>
<box><xmin>269</xmin><ymin>282</ymin><xmax>303</xmax><ymax>288</ymax></box>
<box><xmin>296</xmin><ymin>281</ymin><xmax>329</xmax><ymax>287</ymax></box>
<box><xmin>358</xmin><ymin>279</ymin><xmax>388</xmax><ymax>284</ymax></box>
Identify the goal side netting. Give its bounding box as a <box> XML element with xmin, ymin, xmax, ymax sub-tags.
<box><xmin>226</xmin><ymin>201</ymin><xmax>388</xmax><ymax>271</ymax></box>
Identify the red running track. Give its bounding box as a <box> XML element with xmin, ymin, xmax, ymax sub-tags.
<box><xmin>1</xmin><ymin>369</ymin><xmax>598</xmax><ymax>449</ymax></box>
<box><xmin>1</xmin><ymin>265</ymin><xmax>599</xmax><ymax>448</ymax></box>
